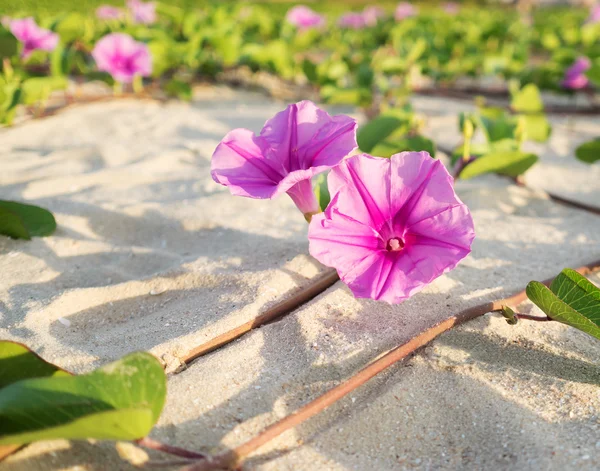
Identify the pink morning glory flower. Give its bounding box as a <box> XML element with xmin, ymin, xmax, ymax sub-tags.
<box><xmin>308</xmin><ymin>152</ymin><xmax>475</xmax><ymax>304</ymax></box>
<box><xmin>363</xmin><ymin>6</ymin><xmax>386</xmax><ymax>27</ymax></box>
<box><xmin>92</xmin><ymin>33</ymin><xmax>152</xmax><ymax>83</ymax></box>
<box><xmin>211</xmin><ymin>101</ymin><xmax>357</xmax><ymax>218</ymax></box>
<box><xmin>587</xmin><ymin>4</ymin><xmax>600</xmax><ymax>24</ymax></box>
<box><xmin>286</xmin><ymin>6</ymin><xmax>326</xmax><ymax>30</ymax></box>
<box><xmin>443</xmin><ymin>3</ymin><xmax>460</xmax><ymax>15</ymax></box>
<box><xmin>9</xmin><ymin>17</ymin><xmax>58</xmax><ymax>59</ymax></box>
<box><xmin>395</xmin><ymin>2</ymin><xmax>416</xmax><ymax>21</ymax></box>
<box><xmin>127</xmin><ymin>0</ymin><xmax>157</xmax><ymax>25</ymax></box>
<box><xmin>96</xmin><ymin>5</ymin><xmax>125</xmax><ymax>21</ymax></box>
<box><xmin>338</xmin><ymin>12</ymin><xmax>366</xmax><ymax>30</ymax></box>
<box><xmin>561</xmin><ymin>57</ymin><xmax>591</xmax><ymax>90</ymax></box>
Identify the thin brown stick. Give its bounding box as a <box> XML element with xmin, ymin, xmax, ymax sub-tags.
<box><xmin>179</xmin><ymin>258</ymin><xmax>600</xmax><ymax>471</ymax></box>
<box><xmin>546</xmin><ymin>192</ymin><xmax>600</xmax><ymax>216</ymax></box>
<box><xmin>136</xmin><ymin>437</ymin><xmax>206</xmax><ymax>460</ymax></box>
<box><xmin>414</xmin><ymin>87</ymin><xmax>600</xmax><ymax>115</ymax></box>
<box><xmin>436</xmin><ymin>146</ymin><xmax>600</xmax><ymax>217</ymax></box>
<box><xmin>177</xmin><ymin>269</ymin><xmax>340</xmax><ymax>368</ymax></box>
<box><xmin>0</xmin><ymin>445</ymin><xmax>21</xmax><ymax>462</ymax></box>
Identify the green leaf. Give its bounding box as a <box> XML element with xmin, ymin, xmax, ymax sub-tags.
<box><xmin>320</xmin><ymin>86</ymin><xmax>371</xmax><ymax>107</ymax></box>
<box><xmin>313</xmin><ymin>173</ymin><xmax>330</xmax><ymax>212</ymax></box>
<box><xmin>50</xmin><ymin>43</ymin><xmax>74</xmax><ymax>77</ymax></box>
<box><xmin>511</xmin><ymin>83</ymin><xmax>544</xmax><ymax>113</ymax></box>
<box><xmin>451</xmin><ymin>139</ymin><xmax>518</xmax><ymax>166</ymax></box>
<box><xmin>0</xmin><ymin>342</ymin><xmax>69</xmax><ymax>389</ymax></box>
<box><xmin>459</xmin><ymin>151</ymin><xmax>538</xmax><ymax>179</ymax></box>
<box><xmin>477</xmin><ymin>109</ymin><xmax>517</xmax><ymax>143</ymax></box>
<box><xmin>575</xmin><ymin>138</ymin><xmax>600</xmax><ymax>164</ymax></box>
<box><xmin>550</xmin><ymin>269</ymin><xmax>600</xmax><ymax>326</ymax></box>
<box><xmin>148</xmin><ymin>40</ymin><xmax>175</xmax><ymax>78</ymax></box>
<box><xmin>165</xmin><ymin>79</ymin><xmax>192</xmax><ymax>101</ymax></box>
<box><xmin>0</xmin><ymin>33</ymin><xmax>18</xmax><ymax>59</ymax></box>
<box><xmin>526</xmin><ymin>271</ymin><xmax>600</xmax><ymax>340</ymax></box>
<box><xmin>0</xmin><ymin>352</ymin><xmax>166</xmax><ymax>444</ymax></box>
<box><xmin>0</xmin><ymin>206</ymin><xmax>31</xmax><ymax>240</ymax></box>
<box><xmin>519</xmin><ymin>114</ymin><xmax>552</xmax><ymax>142</ymax></box>
<box><xmin>357</xmin><ymin>113</ymin><xmax>411</xmax><ymax>153</ymax></box>
<box><xmin>0</xmin><ymin>200</ymin><xmax>56</xmax><ymax>239</ymax></box>
<box><xmin>302</xmin><ymin>59</ymin><xmax>318</xmax><ymax>83</ymax></box>
<box><xmin>21</xmin><ymin>77</ymin><xmax>68</xmax><ymax>106</ymax></box>
<box><xmin>371</xmin><ymin>135</ymin><xmax>435</xmax><ymax>159</ymax></box>
<box><xmin>587</xmin><ymin>63</ymin><xmax>600</xmax><ymax>88</ymax></box>
<box><xmin>55</xmin><ymin>13</ymin><xmax>86</xmax><ymax>44</ymax></box>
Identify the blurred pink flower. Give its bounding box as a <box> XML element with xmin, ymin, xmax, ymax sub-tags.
<box><xmin>561</xmin><ymin>57</ymin><xmax>591</xmax><ymax>90</ymax></box>
<box><xmin>1</xmin><ymin>16</ymin><xmax>11</xmax><ymax>28</ymax></box>
<box><xmin>443</xmin><ymin>2</ymin><xmax>460</xmax><ymax>15</ymax></box>
<box><xmin>286</xmin><ymin>6</ymin><xmax>325</xmax><ymax>30</ymax></box>
<box><xmin>211</xmin><ymin>101</ymin><xmax>357</xmax><ymax>217</ymax></box>
<box><xmin>96</xmin><ymin>5</ymin><xmax>125</xmax><ymax>20</ymax></box>
<box><xmin>127</xmin><ymin>0</ymin><xmax>157</xmax><ymax>25</ymax></box>
<box><xmin>395</xmin><ymin>2</ymin><xmax>416</xmax><ymax>21</ymax></box>
<box><xmin>587</xmin><ymin>4</ymin><xmax>600</xmax><ymax>24</ymax></box>
<box><xmin>9</xmin><ymin>17</ymin><xmax>58</xmax><ymax>59</ymax></box>
<box><xmin>363</xmin><ymin>6</ymin><xmax>386</xmax><ymax>26</ymax></box>
<box><xmin>92</xmin><ymin>33</ymin><xmax>152</xmax><ymax>83</ymax></box>
<box><xmin>309</xmin><ymin>152</ymin><xmax>475</xmax><ymax>304</ymax></box>
<box><xmin>338</xmin><ymin>12</ymin><xmax>366</xmax><ymax>30</ymax></box>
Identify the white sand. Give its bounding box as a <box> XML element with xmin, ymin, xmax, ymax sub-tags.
<box><xmin>1</xmin><ymin>88</ymin><xmax>599</xmax><ymax>470</ymax></box>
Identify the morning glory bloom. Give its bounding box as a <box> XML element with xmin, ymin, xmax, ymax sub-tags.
<box><xmin>127</xmin><ymin>0</ymin><xmax>157</xmax><ymax>25</ymax></box>
<box><xmin>96</xmin><ymin>5</ymin><xmax>125</xmax><ymax>21</ymax></box>
<box><xmin>9</xmin><ymin>17</ymin><xmax>58</xmax><ymax>59</ymax></box>
<box><xmin>338</xmin><ymin>12</ymin><xmax>366</xmax><ymax>30</ymax></box>
<box><xmin>211</xmin><ymin>101</ymin><xmax>357</xmax><ymax>218</ymax></box>
<box><xmin>309</xmin><ymin>152</ymin><xmax>475</xmax><ymax>304</ymax></box>
<box><xmin>286</xmin><ymin>6</ymin><xmax>326</xmax><ymax>30</ymax></box>
<box><xmin>92</xmin><ymin>33</ymin><xmax>152</xmax><ymax>83</ymax></box>
<box><xmin>395</xmin><ymin>2</ymin><xmax>416</xmax><ymax>21</ymax></box>
<box><xmin>363</xmin><ymin>6</ymin><xmax>386</xmax><ymax>26</ymax></box>
<box><xmin>443</xmin><ymin>3</ymin><xmax>460</xmax><ymax>15</ymax></box>
<box><xmin>587</xmin><ymin>4</ymin><xmax>600</xmax><ymax>24</ymax></box>
<box><xmin>561</xmin><ymin>57</ymin><xmax>591</xmax><ymax>90</ymax></box>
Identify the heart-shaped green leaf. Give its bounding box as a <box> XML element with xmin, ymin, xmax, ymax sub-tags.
<box><xmin>0</xmin><ymin>351</ymin><xmax>166</xmax><ymax>445</ymax></box>
<box><xmin>511</xmin><ymin>83</ymin><xmax>544</xmax><ymax>113</ymax></box>
<box><xmin>519</xmin><ymin>114</ymin><xmax>552</xmax><ymax>142</ymax></box>
<box><xmin>0</xmin><ymin>341</ymin><xmax>69</xmax><ymax>389</ymax></box>
<box><xmin>21</xmin><ymin>77</ymin><xmax>67</xmax><ymax>106</ymax></box>
<box><xmin>526</xmin><ymin>269</ymin><xmax>600</xmax><ymax>340</ymax></box>
<box><xmin>371</xmin><ymin>134</ymin><xmax>435</xmax><ymax>159</ymax></box>
<box><xmin>459</xmin><ymin>151</ymin><xmax>538</xmax><ymax>179</ymax></box>
<box><xmin>0</xmin><ymin>200</ymin><xmax>56</xmax><ymax>239</ymax></box>
<box><xmin>357</xmin><ymin>113</ymin><xmax>411</xmax><ymax>153</ymax></box>
<box><xmin>575</xmin><ymin>138</ymin><xmax>600</xmax><ymax>164</ymax></box>
<box><xmin>165</xmin><ymin>79</ymin><xmax>192</xmax><ymax>101</ymax></box>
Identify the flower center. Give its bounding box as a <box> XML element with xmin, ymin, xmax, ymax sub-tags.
<box><xmin>386</xmin><ymin>237</ymin><xmax>405</xmax><ymax>252</ymax></box>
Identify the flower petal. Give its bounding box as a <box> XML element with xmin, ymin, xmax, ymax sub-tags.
<box><xmin>390</xmin><ymin>152</ymin><xmax>462</xmax><ymax>231</ymax></box>
<box><xmin>260</xmin><ymin>101</ymin><xmax>357</xmax><ymax>173</ymax></box>
<box><xmin>308</xmin><ymin>152</ymin><xmax>475</xmax><ymax>304</ymax></box>
<box><xmin>327</xmin><ymin>153</ymin><xmax>392</xmax><ymax>231</ymax></box>
<box><xmin>211</xmin><ymin>129</ymin><xmax>283</xmax><ymax>199</ymax></box>
<box><xmin>309</xmin><ymin>197</ymin><xmax>383</xmax><ymax>279</ymax></box>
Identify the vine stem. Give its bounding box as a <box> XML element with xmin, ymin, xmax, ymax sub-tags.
<box><xmin>515</xmin><ymin>313</ymin><xmax>552</xmax><ymax>322</ymax></box>
<box><xmin>136</xmin><ymin>437</ymin><xmax>206</xmax><ymax>459</ymax></box>
<box><xmin>176</xmin><ymin>269</ymin><xmax>340</xmax><ymax>369</ymax></box>
<box><xmin>178</xmin><ymin>258</ymin><xmax>600</xmax><ymax>471</ymax></box>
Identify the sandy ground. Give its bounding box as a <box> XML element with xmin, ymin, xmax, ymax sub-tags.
<box><xmin>1</xmin><ymin>87</ymin><xmax>599</xmax><ymax>470</ymax></box>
